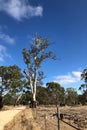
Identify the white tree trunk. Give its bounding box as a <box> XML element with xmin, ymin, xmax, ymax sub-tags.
<box><xmin>33</xmin><ymin>68</ymin><xmax>37</xmax><ymax>102</ymax></box>
<box><xmin>33</xmin><ymin>91</ymin><xmax>36</xmax><ymax>101</ymax></box>
<box><xmin>30</xmin><ymin>77</ymin><xmax>33</xmax><ymax>94</ymax></box>
<box><xmin>33</xmin><ymin>78</ymin><xmax>36</xmax><ymax>101</ymax></box>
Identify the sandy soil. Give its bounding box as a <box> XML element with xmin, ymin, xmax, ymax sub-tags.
<box><xmin>0</xmin><ymin>106</ymin><xmax>26</xmax><ymax>130</ymax></box>
<box><xmin>4</xmin><ymin>107</ymin><xmax>41</xmax><ymax>130</ymax></box>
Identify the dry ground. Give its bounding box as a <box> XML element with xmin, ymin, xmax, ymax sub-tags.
<box><xmin>4</xmin><ymin>107</ymin><xmax>41</xmax><ymax>130</ymax></box>
<box><xmin>0</xmin><ymin>105</ymin><xmax>87</xmax><ymax>130</ymax></box>
<box><xmin>0</xmin><ymin>106</ymin><xmax>26</xmax><ymax>130</ymax></box>
<box><xmin>35</xmin><ymin>105</ymin><xmax>87</xmax><ymax>130</ymax></box>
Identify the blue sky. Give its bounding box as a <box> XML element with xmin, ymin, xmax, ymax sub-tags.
<box><xmin>0</xmin><ymin>0</ymin><xmax>87</xmax><ymax>93</ymax></box>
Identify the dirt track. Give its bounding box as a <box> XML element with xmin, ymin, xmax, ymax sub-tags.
<box><xmin>0</xmin><ymin>106</ymin><xmax>87</xmax><ymax>130</ymax></box>
<box><xmin>0</xmin><ymin>106</ymin><xmax>26</xmax><ymax>130</ymax></box>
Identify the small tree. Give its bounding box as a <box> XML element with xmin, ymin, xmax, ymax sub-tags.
<box><xmin>66</xmin><ymin>88</ymin><xmax>78</xmax><ymax>105</ymax></box>
<box><xmin>79</xmin><ymin>68</ymin><xmax>87</xmax><ymax>105</ymax></box>
<box><xmin>46</xmin><ymin>82</ymin><xmax>65</xmax><ymax>105</ymax></box>
<box><xmin>22</xmin><ymin>35</ymin><xmax>56</xmax><ymax>107</ymax></box>
<box><xmin>0</xmin><ymin>65</ymin><xmax>24</xmax><ymax>106</ymax></box>
<box><xmin>79</xmin><ymin>68</ymin><xmax>87</xmax><ymax>93</ymax></box>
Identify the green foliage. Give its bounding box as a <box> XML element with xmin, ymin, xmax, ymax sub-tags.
<box><xmin>0</xmin><ymin>65</ymin><xmax>24</xmax><ymax>98</ymax></box>
<box><xmin>20</xmin><ymin>91</ymin><xmax>32</xmax><ymax>105</ymax></box>
<box><xmin>79</xmin><ymin>68</ymin><xmax>87</xmax><ymax>93</ymax></box>
<box><xmin>81</xmin><ymin>68</ymin><xmax>87</xmax><ymax>82</ymax></box>
<box><xmin>0</xmin><ymin>65</ymin><xmax>25</xmax><ymax>104</ymax></box>
<box><xmin>3</xmin><ymin>93</ymin><xmax>16</xmax><ymax>105</ymax></box>
<box><xmin>22</xmin><ymin>35</ymin><xmax>56</xmax><ymax>102</ymax></box>
<box><xmin>22</xmin><ymin>36</ymin><xmax>56</xmax><ymax>80</ymax></box>
<box><xmin>46</xmin><ymin>82</ymin><xmax>65</xmax><ymax>105</ymax></box>
<box><xmin>36</xmin><ymin>86</ymin><xmax>49</xmax><ymax>105</ymax></box>
<box><xmin>65</xmin><ymin>87</ymin><xmax>78</xmax><ymax>105</ymax></box>
<box><xmin>79</xmin><ymin>68</ymin><xmax>87</xmax><ymax>105</ymax></box>
<box><xmin>18</xmin><ymin>82</ymin><xmax>66</xmax><ymax>106</ymax></box>
<box><xmin>78</xmin><ymin>91</ymin><xmax>87</xmax><ymax>105</ymax></box>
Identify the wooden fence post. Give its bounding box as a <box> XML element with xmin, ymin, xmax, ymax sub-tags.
<box><xmin>57</xmin><ymin>105</ymin><xmax>60</xmax><ymax>130</ymax></box>
<box><xmin>44</xmin><ymin>114</ymin><xmax>47</xmax><ymax>130</ymax></box>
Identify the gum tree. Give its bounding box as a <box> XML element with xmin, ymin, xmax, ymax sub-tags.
<box><xmin>22</xmin><ymin>35</ymin><xmax>56</xmax><ymax>107</ymax></box>
<box><xmin>79</xmin><ymin>68</ymin><xmax>87</xmax><ymax>104</ymax></box>
<box><xmin>0</xmin><ymin>65</ymin><xmax>24</xmax><ymax>96</ymax></box>
<box><xmin>0</xmin><ymin>65</ymin><xmax>24</xmax><ymax>106</ymax></box>
<box><xmin>46</xmin><ymin>82</ymin><xmax>65</xmax><ymax>105</ymax></box>
<box><xmin>79</xmin><ymin>68</ymin><xmax>87</xmax><ymax>93</ymax></box>
<box><xmin>66</xmin><ymin>87</ymin><xmax>78</xmax><ymax>105</ymax></box>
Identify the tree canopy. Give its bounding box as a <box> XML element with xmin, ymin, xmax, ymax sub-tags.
<box><xmin>66</xmin><ymin>87</ymin><xmax>78</xmax><ymax>105</ymax></box>
<box><xmin>79</xmin><ymin>68</ymin><xmax>87</xmax><ymax>105</ymax></box>
<box><xmin>0</xmin><ymin>65</ymin><xmax>26</xmax><ymax>105</ymax></box>
<box><xmin>79</xmin><ymin>68</ymin><xmax>87</xmax><ymax>93</ymax></box>
<box><xmin>46</xmin><ymin>82</ymin><xmax>65</xmax><ymax>105</ymax></box>
<box><xmin>22</xmin><ymin>35</ymin><xmax>56</xmax><ymax>104</ymax></box>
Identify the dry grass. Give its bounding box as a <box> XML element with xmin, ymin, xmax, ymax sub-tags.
<box><xmin>1</xmin><ymin>105</ymin><xmax>87</xmax><ymax>130</ymax></box>
<box><xmin>1</xmin><ymin>105</ymin><xmax>14</xmax><ymax>111</ymax></box>
<box><xmin>4</xmin><ymin>108</ymin><xmax>41</xmax><ymax>130</ymax></box>
<box><xmin>35</xmin><ymin>105</ymin><xmax>87</xmax><ymax>130</ymax></box>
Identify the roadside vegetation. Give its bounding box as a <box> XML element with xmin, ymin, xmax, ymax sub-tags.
<box><xmin>0</xmin><ymin>65</ymin><xmax>87</xmax><ymax>107</ymax></box>
<box><xmin>0</xmin><ymin>35</ymin><xmax>87</xmax><ymax>108</ymax></box>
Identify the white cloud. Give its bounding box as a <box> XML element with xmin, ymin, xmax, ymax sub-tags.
<box><xmin>0</xmin><ymin>32</ymin><xmax>15</xmax><ymax>44</ymax></box>
<box><xmin>0</xmin><ymin>0</ymin><xmax>43</xmax><ymax>21</ymax></box>
<box><xmin>72</xmin><ymin>71</ymin><xmax>81</xmax><ymax>78</ymax></box>
<box><xmin>0</xmin><ymin>45</ymin><xmax>11</xmax><ymax>62</ymax></box>
<box><xmin>54</xmin><ymin>71</ymin><xmax>81</xmax><ymax>85</ymax></box>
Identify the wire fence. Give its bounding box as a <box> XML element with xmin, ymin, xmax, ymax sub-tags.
<box><xmin>33</xmin><ymin>106</ymin><xmax>87</xmax><ymax>130</ymax></box>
